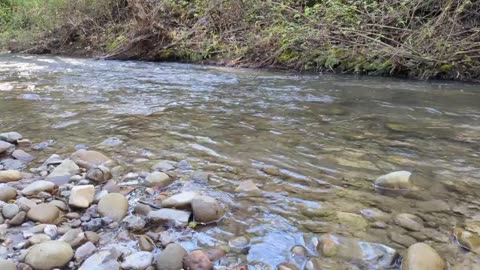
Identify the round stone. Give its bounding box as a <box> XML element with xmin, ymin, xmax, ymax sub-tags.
<box><xmin>27</xmin><ymin>203</ymin><xmax>61</xmax><ymax>224</ymax></box>
<box><xmin>24</xmin><ymin>241</ymin><xmax>73</xmax><ymax>269</ymax></box>
<box><xmin>97</xmin><ymin>193</ymin><xmax>129</xmax><ymax>221</ymax></box>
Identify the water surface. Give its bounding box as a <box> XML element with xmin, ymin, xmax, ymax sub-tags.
<box><xmin>1</xmin><ymin>54</ymin><xmax>480</xmax><ymax>269</ymax></box>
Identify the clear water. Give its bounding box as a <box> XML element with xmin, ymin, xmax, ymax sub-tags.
<box><xmin>1</xmin><ymin>54</ymin><xmax>480</xmax><ymax>269</ymax></box>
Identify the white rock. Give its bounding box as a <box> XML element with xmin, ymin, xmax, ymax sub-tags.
<box><xmin>121</xmin><ymin>251</ymin><xmax>153</xmax><ymax>270</ymax></box>
<box><xmin>21</xmin><ymin>180</ymin><xmax>55</xmax><ymax>195</ymax></box>
<box><xmin>69</xmin><ymin>185</ymin><xmax>95</xmax><ymax>208</ymax></box>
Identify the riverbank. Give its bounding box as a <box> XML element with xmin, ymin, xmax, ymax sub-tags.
<box><xmin>1</xmin><ymin>0</ymin><xmax>480</xmax><ymax>82</ymax></box>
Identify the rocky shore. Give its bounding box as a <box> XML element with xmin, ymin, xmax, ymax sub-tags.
<box><xmin>0</xmin><ymin>130</ymin><xmax>479</xmax><ymax>270</ymax></box>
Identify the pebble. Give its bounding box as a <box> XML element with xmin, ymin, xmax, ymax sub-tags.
<box><xmin>145</xmin><ymin>171</ymin><xmax>172</xmax><ymax>188</ymax></box>
<box><xmin>0</xmin><ymin>185</ymin><xmax>17</xmax><ymax>202</ymax></box>
<box><xmin>0</xmin><ymin>258</ymin><xmax>16</xmax><ymax>270</ymax></box>
<box><xmin>139</xmin><ymin>235</ymin><xmax>155</xmax><ymax>251</ymax></box>
<box><xmin>192</xmin><ymin>195</ymin><xmax>225</xmax><ymax>223</ymax></box>
<box><xmin>27</xmin><ymin>203</ymin><xmax>61</xmax><ymax>224</ymax></box>
<box><xmin>8</xmin><ymin>211</ymin><xmax>26</xmax><ymax>225</ymax></box>
<box><xmin>24</xmin><ymin>241</ymin><xmax>73</xmax><ymax>269</ymax></box>
<box><xmin>86</xmin><ymin>166</ymin><xmax>112</xmax><ymax>183</ymax></box>
<box><xmin>28</xmin><ymin>234</ymin><xmax>52</xmax><ymax>245</ymax></box>
<box><xmin>16</xmin><ymin>197</ymin><xmax>36</xmax><ymax>211</ymax></box>
<box><xmin>183</xmin><ymin>250</ymin><xmax>213</xmax><ymax>270</ymax></box>
<box><xmin>69</xmin><ymin>185</ymin><xmax>95</xmax><ymax>208</ymax></box>
<box><xmin>79</xmin><ymin>250</ymin><xmax>120</xmax><ymax>270</ymax></box>
<box><xmin>97</xmin><ymin>193</ymin><xmax>129</xmax><ymax>221</ymax></box>
<box><xmin>121</xmin><ymin>251</ymin><xmax>153</xmax><ymax>270</ymax></box>
<box><xmin>235</xmin><ymin>180</ymin><xmax>261</xmax><ymax>196</ymax></box>
<box><xmin>123</xmin><ymin>214</ymin><xmax>147</xmax><ymax>231</ymax></box>
<box><xmin>402</xmin><ymin>243</ymin><xmax>445</xmax><ymax>270</ymax></box>
<box><xmin>85</xmin><ymin>231</ymin><xmax>100</xmax><ymax>244</ymax></box>
<box><xmin>148</xmin><ymin>208</ymin><xmax>191</xmax><ymax>226</ymax></box>
<box><xmin>21</xmin><ymin>180</ymin><xmax>55</xmax><ymax>196</ymax></box>
<box><xmin>71</xmin><ymin>149</ymin><xmax>113</xmax><ymax>169</ymax></box>
<box><xmin>12</xmin><ymin>149</ymin><xmax>35</xmax><ymax>162</ymax></box>
<box><xmin>59</xmin><ymin>228</ymin><xmax>86</xmax><ymax>248</ymax></box>
<box><xmin>2</xmin><ymin>203</ymin><xmax>20</xmax><ymax>219</ymax></box>
<box><xmin>75</xmin><ymin>242</ymin><xmax>96</xmax><ymax>262</ymax></box>
<box><xmin>152</xmin><ymin>161</ymin><xmax>175</xmax><ymax>171</ymax></box>
<box><xmin>394</xmin><ymin>213</ymin><xmax>424</xmax><ymax>231</ymax></box>
<box><xmin>162</xmin><ymin>192</ymin><xmax>198</xmax><ymax>209</ymax></box>
<box><xmin>0</xmin><ymin>132</ymin><xmax>22</xmax><ymax>143</ymax></box>
<box><xmin>46</xmin><ymin>159</ymin><xmax>80</xmax><ymax>183</ymax></box>
<box><xmin>156</xmin><ymin>243</ymin><xmax>187</xmax><ymax>270</ymax></box>
<box><xmin>0</xmin><ymin>141</ymin><xmax>13</xmax><ymax>153</ymax></box>
<box><xmin>134</xmin><ymin>203</ymin><xmax>151</xmax><ymax>216</ymax></box>
<box><xmin>0</xmin><ymin>170</ymin><xmax>22</xmax><ymax>183</ymax></box>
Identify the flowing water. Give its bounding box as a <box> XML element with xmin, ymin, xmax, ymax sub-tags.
<box><xmin>1</xmin><ymin>54</ymin><xmax>480</xmax><ymax>269</ymax></box>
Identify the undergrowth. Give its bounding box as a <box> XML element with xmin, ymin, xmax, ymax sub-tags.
<box><xmin>1</xmin><ymin>0</ymin><xmax>480</xmax><ymax>81</ymax></box>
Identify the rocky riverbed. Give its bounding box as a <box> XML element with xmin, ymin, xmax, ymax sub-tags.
<box><xmin>0</xmin><ymin>130</ymin><xmax>479</xmax><ymax>270</ymax></box>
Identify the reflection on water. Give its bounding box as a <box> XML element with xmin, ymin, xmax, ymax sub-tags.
<box><xmin>1</xmin><ymin>54</ymin><xmax>480</xmax><ymax>269</ymax></box>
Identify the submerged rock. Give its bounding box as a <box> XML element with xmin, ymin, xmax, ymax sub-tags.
<box><xmin>317</xmin><ymin>234</ymin><xmax>399</xmax><ymax>268</ymax></box>
<box><xmin>453</xmin><ymin>228</ymin><xmax>480</xmax><ymax>254</ymax></box>
<box><xmin>97</xmin><ymin>193</ymin><xmax>129</xmax><ymax>221</ymax></box>
<box><xmin>192</xmin><ymin>195</ymin><xmax>225</xmax><ymax>223</ymax></box>
<box><xmin>156</xmin><ymin>243</ymin><xmax>187</xmax><ymax>270</ymax></box>
<box><xmin>183</xmin><ymin>250</ymin><xmax>213</xmax><ymax>270</ymax></box>
<box><xmin>0</xmin><ymin>170</ymin><xmax>22</xmax><ymax>183</ymax></box>
<box><xmin>71</xmin><ymin>149</ymin><xmax>113</xmax><ymax>169</ymax></box>
<box><xmin>394</xmin><ymin>213</ymin><xmax>424</xmax><ymax>231</ymax></box>
<box><xmin>402</xmin><ymin>243</ymin><xmax>445</xmax><ymax>270</ymax></box>
<box><xmin>121</xmin><ymin>251</ymin><xmax>153</xmax><ymax>270</ymax></box>
<box><xmin>374</xmin><ymin>171</ymin><xmax>412</xmax><ymax>196</ymax></box>
<box><xmin>162</xmin><ymin>192</ymin><xmax>198</xmax><ymax>209</ymax></box>
<box><xmin>235</xmin><ymin>180</ymin><xmax>261</xmax><ymax>196</ymax></box>
<box><xmin>145</xmin><ymin>171</ymin><xmax>172</xmax><ymax>188</ymax></box>
<box><xmin>148</xmin><ymin>208</ymin><xmax>191</xmax><ymax>226</ymax></box>
<box><xmin>24</xmin><ymin>241</ymin><xmax>73</xmax><ymax>270</ymax></box>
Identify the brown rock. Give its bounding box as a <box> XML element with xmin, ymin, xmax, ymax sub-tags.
<box><xmin>0</xmin><ymin>170</ymin><xmax>22</xmax><ymax>183</ymax></box>
<box><xmin>183</xmin><ymin>250</ymin><xmax>213</xmax><ymax>270</ymax></box>
<box><xmin>402</xmin><ymin>243</ymin><xmax>446</xmax><ymax>270</ymax></box>
<box><xmin>27</xmin><ymin>203</ymin><xmax>61</xmax><ymax>224</ymax></box>
<box><xmin>71</xmin><ymin>149</ymin><xmax>113</xmax><ymax>169</ymax></box>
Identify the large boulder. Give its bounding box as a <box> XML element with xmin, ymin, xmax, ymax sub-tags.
<box><xmin>0</xmin><ymin>170</ymin><xmax>22</xmax><ymax>183</ymax></box>
<box><xmin>156</xmin><ymin>243</ymin><xmax>187</xmax><ymax>270</ymax></box>
<box><xmin>71</xmin><ymin>149</ymin><xmax>113</xmax><ymax>169</ymax></box>
<box><xmin>402</xmin><ymin>243</ymin><xmax>446</xmax><ymax>270</ymax></box>
<box><xmin>97</xmin><ymin>193</ymin><xmax>129</xmax><ymax>221</ymax></box>
<box><xmin>24</xmin><ymin>241</ymin><xmax>73</xmax><ymax>270</ymax></box>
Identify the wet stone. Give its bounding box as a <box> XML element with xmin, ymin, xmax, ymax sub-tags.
<box><xmin>394</xmin><ymin>213</ymin><xmax>424</xmax><ymax>231</ymax></box>
<box><xmin>12</xmin><ymin>149</ymin><xmax>34</xmax><ymax>162</ymax></box>
<box><xmin>139</xmin><ymin>235</ymin><xmax>155</xmax><ymax>251</ymax></box>
<box><xmin>156</xmin><ymin>243</ymin><xmax>187</xmax><ymax>270</ymax></box>
<box><xmin>374</xmin><ymin>171</ymin><xmax>412</xmax><ymax>196</ymax></box>
<box><xmin>183</xmin><ymin>250</ymin><xmax>213</xmax><ymax>270</ymax></box>
<box><xmin>121</xmin><ymin>251</ymin><xmax>153</xmax><ymax>270</ymax></box>
<box><xmin>402</xmin><ymin>243</ymin><xmax>445</xmax><ymax>270</ymax></box>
